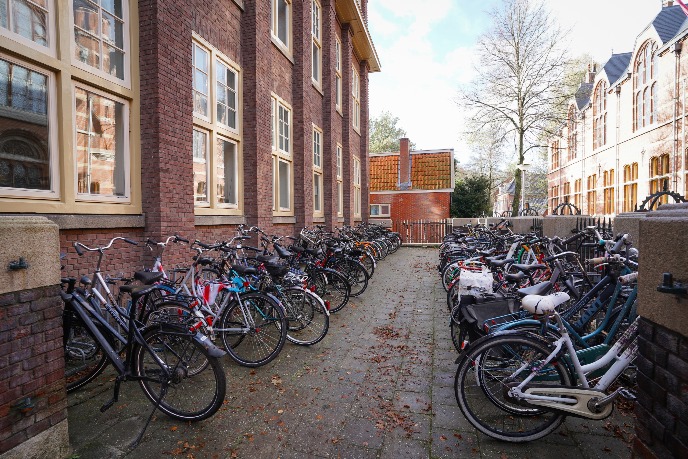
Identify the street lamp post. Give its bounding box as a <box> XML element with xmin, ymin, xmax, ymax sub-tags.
<box><xmin>517</xmin><ymin>163</ymin><xmax>531</xmax><ymax>213</ymax></box>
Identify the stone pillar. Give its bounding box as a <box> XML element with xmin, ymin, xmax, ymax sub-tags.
<box><xmin>542</xmin><ymin>215</ymin><xmax>584</xmax><ymax>238</ymax></box>
<box><xmin>0</xmin><ymin>217</ymin><xmax>69</xmax><ymax>459</ymax></box>
<box><xmin>613</xmin><ymin>212</ymin><xmax>646</xmax><ymax>246</ymax></box>
<box><xmin>633</xmin><ymin>203</ymin><xmax>688</xmax><ymax>458</ymax></box>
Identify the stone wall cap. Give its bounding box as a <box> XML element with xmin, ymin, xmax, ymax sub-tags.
<box><xmin>0</xmin><ymin>216</ymin><xmax>58</xmax><ymax>228</ymax></box>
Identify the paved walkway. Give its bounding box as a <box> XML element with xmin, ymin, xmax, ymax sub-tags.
<box><xmin>67</xmin><ymin>248</ymin><xmax>634</xmax><ymax>458</ymax></box>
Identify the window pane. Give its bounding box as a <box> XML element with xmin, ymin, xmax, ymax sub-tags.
<box><xmin>192</xmin><ymin>129</ymin><xmax>208</xmax><ymax>203</ymax></box>
<box><xmin>370</xmin><ymin>205</ymin><xmax>379</xmax><ymax>216</ymax></box>
<box><xmin>75</xmin><ymin>29</ymin><xmax>101</xmax><ymax>70</ymax></box>
<box><xmin>217</xmin><ymin>138</ymin><xmax>237</xmax><ymax>205</ymax></box>
<box><xmin>216</xmin><ymin>61</ymin><xmax>236</xmax><ymax>129</ymax></box>
<box><xmin>277</xmin><ymin>0</ymin><xmax>287</xmax><ymax>45</ymax></box>
<box><xmin>75</xmin><ymin>88</ymin><xmax>126</xmax><ymax>196</ymax></box>
<box><xmin>193</xmin><ymin>44</ymin><xmax>209</xmax><ymax>117</ymax></box>
<box><xmin>103</xmin><ymin>44</ymin><xmax>124</xmax><ymax>79</ymax></box>
<box><xmin>101</xmin><ymin>0</ymin><xmax>123</xmax><ymax>19</ymax></box>
<box><xmin>74</xmin><ymin>0</ymin><xmax>98</xmax><ymax>35</ymax></box>
<box><xmin>0</xmin><ymin>59</ymin><xmax>50</xmax><ymax>190</ymax></box>
<box><xmin>0</xmin><ymin>0</ymin><xmax>7</xmax><ymax>29</ymax></box>
<box><xmin>102</xmin><ymin>12</ymin><xmax>123</xmax><ymax>49</ymax></box>
<box><xmin>312</xmin><ymin>42</ymin><xmax>319</xmax><ymax>81</ymax></box>
<box><xmin>337</xmin><ymin>181</ymin><xmax>342</xmax><ymax>213</ymax></box>
<box><xmin>313</xmin><ymin>173</ymin><xmax>321</xmax><ymax>211</ymax></box>
<box><xmin>13</xmin><ymin>0</ymin><xmax>48</xmax><ymax>46</ymax></box>
<box><xmin>278</xmin><ymin>160</ymin><xmax>289</xmax><ymax>209</ymax></box>
<box><xmin>278</xmin><ymin>105</ymin><xmax>289</xmax><ymax>153</ymax></box>
<box><xmin>381</xmin><ymin>205</ymin><xmax>390</xmax><ymax>215</ymax></box>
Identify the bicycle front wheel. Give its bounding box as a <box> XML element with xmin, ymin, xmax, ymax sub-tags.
<box><xmin>218</xmin><ymin>292</ymin><xmax>287</xmax><ymax>367</ymax></box>
<box><xmin>329</xmin><ymin>258</ymin><xmax>369</xmax><ymax>297</ymax></box>
<box><xmin>281</xmin><ymin>287</ymin><xmax>329</xmax><ymax>346</ymax></box>
<box><xmin>63</xmin><ymin>310</ymin><xmax>110</xmax><ymax>393</ymax></box>
<box><xmin>455</xmin><ymin>333</ymin><xmax>571</xmax><ymax>442</ymax></box>
<box><xmin>135</xmin><ymin>326</ymin><xmax>226</xmax><ymax>422</ymax></box>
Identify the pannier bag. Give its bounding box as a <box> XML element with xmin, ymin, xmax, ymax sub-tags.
<box><xmin>458</xmin><ymin>293</ymin><xmax>520</xmax><ymax>343</ymax></box>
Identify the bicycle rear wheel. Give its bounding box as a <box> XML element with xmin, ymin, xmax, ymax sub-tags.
<box><xmin>218</xmin><ymin>292</ymin><xmax>287</xmax><ymax>367</ymax></box>
<box><xmin>281</xmin><ymin>286</ymin><xmax>329</xmax><ymax>346</ymax></box>
<box><xmin>455</xmin><ymin>333</ymin><xmax>571</xmax><ymax>442</ymax></box>
<box><xmin>329</xmin><ymin>258</ymin><xmax>369</xmax><ymax>297</ymax></box>
<box><xmin>63</xmin><ymin>310</ymin><xmax>110</xmax><ymax>393</ymax></box>
<box><xmin>309</xmin><ymin>268</ymin><xmax>350</xmax><ymax>313</ymax></box>
<box><xmin>135</xmin><ymin>326</ymin><xmax>226</xmax><ymax>422</ymax></box>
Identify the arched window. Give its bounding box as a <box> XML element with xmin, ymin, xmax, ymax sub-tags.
<box><xmin>634</xmin><ymin>40</ymin><xmax>658</xmax><ymax>131</ymax></box>
<box><xmin>592</xmin><ymin>80</ymin><xmax>607</xmax><ymax>149</ymax></box>
<box><xmin>567</xmin><ymin>105</ymin><xmax>576</xmax><ymax>161</ymax></box>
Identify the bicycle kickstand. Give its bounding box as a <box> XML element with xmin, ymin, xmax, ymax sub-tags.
<box><xmin>129</xmin><ymin>382</ymin><xmax>170</xmax><ymax>450</ymax></box>
<box><xmin>100</xmin><ymin>376</ymin><xmax>124</xmax><ymax>413</ymax></box>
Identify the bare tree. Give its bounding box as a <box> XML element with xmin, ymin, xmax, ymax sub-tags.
<box><xmin>458</xmin><ymin>0</ymin><xmax>571</xmax><ymax>216</ymax></box>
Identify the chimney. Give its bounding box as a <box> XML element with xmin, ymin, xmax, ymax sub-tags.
<box><xmin>664</xmin><ymin>0</ymin><xmax>674</xmax><ymax>7</ymax></box>
<box><xmin>399</xmin><ymin>138</ymin><xmax>411</xmax><ymax>190</ymax></box>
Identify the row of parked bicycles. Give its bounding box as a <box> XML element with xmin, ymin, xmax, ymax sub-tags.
<box><xmin>60</xmin><ymin>223</ymin><xmax>401</xmax><ymax>443</ymax></box>
<box><xmin>438</xmin><ymin>220</ymin><xmax>640</xmax><ymax>442</ymax></box>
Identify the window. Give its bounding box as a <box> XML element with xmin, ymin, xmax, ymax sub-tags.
<box><xmin>271</xmin><ymin>0</ymin><xmax>290</xmax><ymax>51</ymax></box>
<box><xmin>603</xmin><ymin>169</ymin><xmax>615</xmax><ymax>215</ymax></box>
<box><xmin>593</xmin><ymin>80</ymin><xmax>607</xmax><ymax>149</ymax></box>
<box><xmin>551</xmin><ymin>141</ymin><xmax>559</xmax><ymax>169</ymax></box>
<box><xmin>216</xmin><ymin>60</ymin><xmax>238</xmax><ymax>130</ymax></box>
<box><xmin>370</xmin><ymin>204</ymin><xmax>390</xmax><ymax>217</ymax></box>
<box><xmin>550</xmin><ymin>185</ymin><xmax>559</xmax><ymax>211</ymax></box>
<box><xmin>649</xmin><ymin>154</ymin><xmax>670</xmax><ymax>206</ymax></box>
<box><xmin>73</xmin><ymin>0</ymin><xmax>127</xmax><ymax>82</ymax></box>
<box><xmin>567</xmin><ymin>105</ymin><xmax>576</xmax><ymax>161</ymax></box>
<box><xmin>563</xmin><ymin>181</ymin><xmax>571</xmax><ymax>204</ymax></box>
<box><xmin>311</xmin><ymin>0</ymin><xmax>321</xmax><ymax>85</ymax></box>
<box><xmin>352</xmin><ymin>65</ymin><xmax>360</xmax><ymax>132</ymax></box>
<box><xmin>0</xmin><ymin>56</ymin><xmax>56</xmax><ymax>195</ymax></box>
<box><xmin>353</xmin><ymin>156</ymin><xmax>361</xmax><ymax>217</ymax></box>
<box><xmin>336</xmin><ymin>144</ymin><xmax>343</xmax><ymax>216</ymax></box>
<box><xmin>574</xmin><ymin>179</ymin><xmax>582</xmax><ymax>210</ymax></box>
<box><xmin>1</xmin><ymin>0</ymin><xmax>49</xmax><ymax>48</ymax></box>
<box><xmin>634</xmin><ymin>40</ymin><xmax>658</xmax><ymax>131</ymax></box>
<box><xmin>192</xmin><ymin>36</ymin><xmax>242</xmax><ymax>212</ymax></box>
<box><xmin>272</xmin><ymin>94</ymin><xmax>292</xmax><ymax>213</ymax></box>
<box><xmin>623</xmin><ymin>163</ymin><xmax>638</xmax><ymax>212</ymax></box>
<box><xmin>335</xmin><ymin>38</ymin><xmax>342</xmax><ymax>112</ymax></box>
<box><xmin>313</xmin><ymin>125</ymin><xmax>323</xmax><ymax>214</ymax></box>
<box><xmin>587</xmin><ymin>174</ymin><xmax>597</xmax><ymax>215</ymax></box>
<box><xmin>192</xmin><ymin>128</ymin><xmax>209</xmax><ymax>204</ymax></box>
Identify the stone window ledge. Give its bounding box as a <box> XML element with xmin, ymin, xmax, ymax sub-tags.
<box><xmin>273</xmin><ymin>216</ymin><xmax>296</xmax><ymax>225</ymax></box>
<box><xmin>13</xmin><ymin>214</ymin><xmax>146</xmax><ymax>230</ymax></box>
<box><xmin>195</xmin><ymin>215</ymin><xmax>246</xmax><ymax>226</ymax></box>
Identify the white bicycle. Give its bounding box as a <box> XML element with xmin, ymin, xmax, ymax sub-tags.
<box><xmin>454</xmin><ymin>272</ymin><xmax>638</xmax><ymax>442</ymax></box>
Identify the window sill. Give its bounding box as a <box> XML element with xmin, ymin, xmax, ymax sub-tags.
<box><xmin>35</xmin><ymin>214</ymin><xmax>145</xmax><ymax>230</ymax></box>
<box><xmin>312</xmin><ymin>82</ymin><xmax>324</xmax><ymax>97</ymax></box>
<box><xmin>337</xmin><ymin>217</ymin><xmax>344</xmax><ymax>223</ymax></box>
<box><xmin>271</xmin><ymin>37</ymin><xmax>294</xmax><ymax>64</ymax></box>
<box><xmin>313</xmin><ymin>216</ymin><xmax>325</xmax><ymax>223</ymax></box>
<box><xmin>195</xmin><ymin>215</ymin><xmax>246</xmax><ymax>226</ymax></box>
<box><xmin>232</xmin><ymin>0</ymin><xmax>244</xmax><ymax>10</ymax></box>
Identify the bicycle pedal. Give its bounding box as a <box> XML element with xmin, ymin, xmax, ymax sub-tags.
<box><xmin>100</xmin><ymin>398</ymin><xmax>116</xmax><ymax>413</ymax></box>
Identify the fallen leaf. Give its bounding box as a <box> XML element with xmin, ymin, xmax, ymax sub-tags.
<box><xmin>170</xmin><ymin>426</ymin><xmax>178</xmax><ymax>431</ymax></box>
<box><xmin>440</xmin><ymin>435</ymin><xmax>447</xmax><ymax>441</ymax></box>
<box><xmin>277</xmin><ymin>409</ymin><xmax>284</xmax><ymax>414</ymax></box>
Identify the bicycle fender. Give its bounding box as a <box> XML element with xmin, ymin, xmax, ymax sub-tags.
<box><xmin>194</xmin><ymin>332</ymin><xmax>226</xmax><ymax>358</ymax></box>
<box><xmin>454</xmin><ymin>328</ymin><xmax>553</xmax><ymax>364</ymax></box>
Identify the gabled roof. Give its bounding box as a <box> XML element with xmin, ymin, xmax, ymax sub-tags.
<box><xmin>601</xmin><ymin>52</ymin><xmax>632</xmax><ymax>86</ymax></box>
<box><xmin>652</xmin><ymin>4</ymin><xmax>688</xmax><ymax>44</ymax></box>
<box><xmin>370</xmin><ymin>150</ymin><xmax>453</xmax><ymax>192</ymax></box>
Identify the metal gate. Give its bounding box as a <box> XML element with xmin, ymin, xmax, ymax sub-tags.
<box><xmin>392</xmin><ymin>219</ymin><xmax>453</xmax><ymax>244</ymax></box>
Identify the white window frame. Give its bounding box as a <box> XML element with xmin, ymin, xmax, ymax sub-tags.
<box><xmin>192</xmin><ymin>127</ymin><xmax>210</xmax><ymax>206</ymax></box>
<box><xmin>335</xmin><ymin>37</ymin><xmax>342</xmax><ymax>113</ymax></box>
<box><xmin>192</xmin><ymin>34</ymin><xmax>243</xmax><ymax>213</ymax></box>
<box><xmin>352</xmin><ymin>65</ymin><xmax>360</xmax><ymax>132</ymax></box>
<box><xmin>336</xmin><ymin>143</ymin><xmax>343</xmax><ymax>217</ymax></box>
<box><xmin>370</xmin><ymin>204</ymin><xmax>390</xmax><ymax>217</ymax></box>
<box><xmin>0</xmin><ymin>0</ymin><xmax>55</xmax><ymax>55</ymax></box>
<box><xmin>311</xmin><ymin>0</ymin><xmax>321</xmax><ymax>87</ymax></box>
<box><xmin>271</xmin><ymin>0</ymin><xmax>291</xmax><ymax>54</ymax></box>
<box><xmin>272</xmin><ymin>93</ymin><xmax>292</xmax><ymax>214</ymax></box>
<box><xmin>70</xmin><ymin>0</ymin><xmax>131</xmax><ymax>88</ymax></box>
<box><xmin>0</xmin><ymin>53</ymin><xmax>59</xmax><ymax>199</ymax></box>
<box><xmin>353</xmin><ymin>155</ymin><xmax>361</xmax><ymax>217</ymax></box>
<box><xmin>313</xmin><ymin>125</ymin><xmax>323</xmax><ymax>215</ymax></box>
<box><xmin>73</xmin><ymin>82</ymin><xmax>131</xmax><ymax>203</ymax></box>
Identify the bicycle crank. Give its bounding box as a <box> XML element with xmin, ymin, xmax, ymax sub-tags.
<box><xmin>520</xmin><ymin>386</ymin><xmax>614</xmax><ymax>420</ymax></box>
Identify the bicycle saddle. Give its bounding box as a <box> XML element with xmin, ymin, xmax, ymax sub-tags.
<box><xmin>504</xmin><ymin>272</ymin><xmax>527</xmax><ymax>282</ymax></box>
<box><xmin>274</xmin><ymin>244</ymin><xmax>294</xmax><ymax>259</ymax></box>
<box><xmin>521</xmin><ymin>292</ymin><xmax>570</xmax><ymax>314</ymax></box>
<box><xmin>512</xmin><ymin>263</ymin><xmax>547</xmax><ymax>273</ymax></box>
<box><xmin>231</xmin><ymin>264</ymin><xmax>258</xmax><ymax>275</ymax></box>
<box><xmin>134</xmin><ymin>271</ymin><xmax>164</xmax><ymax>285</ymax></box>
<box><xmin>516</xmin><ymin>281</ymin><xmax>552</xmax><ymax>297</ymax></box>
<box><xmin>488</xmin><ymin>258</ymin><xmax>514</xmax><ymax>268</ymax></box>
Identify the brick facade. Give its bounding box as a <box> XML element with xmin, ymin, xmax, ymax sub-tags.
<box><xmin>0</xmin><ymin>285</ymin><xmax>66</xmax><ymax>454</ymax></box>
<box><xmin>370</xmin><ymin>192</ymin><xmax>451</xmax><ymax>222</ymax></box>
<box><xmin>634</xmin><ymin>318</ymin><xmax>688</xmax><ymax>459</ymax></box>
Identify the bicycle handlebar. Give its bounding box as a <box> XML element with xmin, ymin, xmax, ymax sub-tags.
<box><xmin>73</xmin><ymin>236</ymin><xmax>138</xmax><ymax>256</ymax></box>
<box><xmin>619</xmin><ymin>272</ymin><xmax>638</xmax><ymax>284</ymax></box>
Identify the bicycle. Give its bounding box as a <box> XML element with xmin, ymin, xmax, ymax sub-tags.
<box><xmin>453</xmin><ymin>272</ymin><xmax>639</xmax><ymax>442</ymax></box>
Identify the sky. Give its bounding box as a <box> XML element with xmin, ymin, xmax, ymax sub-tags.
<box><xmin>367</xmin><ymin>0</ymin><xmax>667</xmax><ymax>164</ymax></box>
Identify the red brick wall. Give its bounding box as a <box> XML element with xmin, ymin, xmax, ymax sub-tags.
<box><xmin>371</xmin><ymin>192</ymin><xmax>451</xmax><ymax>222</ymax></box>
<box><xmin>0</xmin><ymin>285</ymin><xmax>66</xmax><ymax>454</ymax></box>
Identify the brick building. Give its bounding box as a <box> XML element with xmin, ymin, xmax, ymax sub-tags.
<box><xmin>0</xmin><ymin>0</ymin><xmax>379</xmax><ymax>278</ymax></box>
<box><xmin>369</xmin><ymin>138</ymin><xmax>454</xmax><ymax>226</ymax></box>
<box><xmin>547</xmin><ymin>1</ymin><xmax>688</xmax><ymax>216</ymax></box>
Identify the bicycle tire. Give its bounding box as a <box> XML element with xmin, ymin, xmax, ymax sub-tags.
<box><xmin>358</xmin><ymin>250</ymin><xmax>375</xmax><ymax>278</ymax></box>
<box><xmin>281</xmin><ymin>286</ymin><xmax>329</xmax><ymax>346</ymax></box>
<box><xmin>135</xmin><ymin>325</ymin><xmax>226</xmax><ymax>422</ymax></box>
<box><xmin>309</xmin><ymin>268</ymin><xmax>350</xmax><ymax>313</ymax></box>
<box><xmin>218</xmin><ymin>291</ymin><xmax>287</xmax><ymax>367</ymax></box>
<box><xmin>328</xmin><ymin>257</ymin><xmax>369</xmax><ymax>297</ymax></box>
<box><xmin>63</xmin><ymin>309</ymin><xmax>111</xmax><ymax>393</ymax></box>
<box><xmin>454</xmin><ymin>332</ymin><xmax>571</xmax><ymax>442</ymax></box>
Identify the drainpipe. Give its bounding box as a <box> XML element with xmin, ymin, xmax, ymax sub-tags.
<box><xmin>615</xmin><ymin>84</ymin><xmax>621</xmax><ymax>215</ymax></box>
<box><xmin>674</xmin><ymin>42</ymin><xmax>682</xmax><ymax>192</ymax></box>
